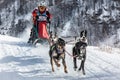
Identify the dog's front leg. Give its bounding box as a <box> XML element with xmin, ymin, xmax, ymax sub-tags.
<box><xmin>61</xmin><ymin>53</ymin><xmax>68</xmax><ymax>73</ymax></box>
<box><xmin>62</xmin><ymin>59</ymin><xmax>68</xmax><ymax>73</ymax></box>
<box><xmin>53</xmin><ymin>58</ymin><xmax>60</xmax><ymax>67</ymax></box>
<box><xmin>79</xmin><ymin>57</ymin><xmax>86</xmax><ymax>75</ymax></box>
<box><xmin>73</xmin><ymin>47</ymin><xmax>77</xmax><ymax>71</ymax></box>
<box><xmin>82</xmin><ymin>56</ymin><xmax>86</xmax><ymax>75</ymax></box>
<box><xmin>50</xmin><ymin>58</ymin><xmax>54</xmax><ymax>72</ymax></box>
<box><xmin>81</xmin><ymin>60</ymin><xmax>85</xmax><ymax>75</ymax></box>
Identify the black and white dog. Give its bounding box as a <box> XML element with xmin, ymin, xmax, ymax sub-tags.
<box><xmin>72</xmin><ymin>30</ymin><xmax>87</xmax><ymax>75</ymax></box>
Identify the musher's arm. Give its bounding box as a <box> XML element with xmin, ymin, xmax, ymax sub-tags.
<box><xmin>46</xmin><ymin>11</ymin><xmax>52</xmax><ymax>23</ymax></box>
<box><xmin>32</xmin><ymin>9</ymin><xmax>38</xmax><ymax>24</ymax></box>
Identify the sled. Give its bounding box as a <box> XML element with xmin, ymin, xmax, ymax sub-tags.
<box><xmin>28</xmin><ymin>21</ymin><xmax>50</xmax><ymax>45</ymax></box>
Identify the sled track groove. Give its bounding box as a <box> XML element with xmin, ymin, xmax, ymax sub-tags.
<box><xmin>87</xmin><ymin>54</ymin><xmax>120</xmax><ymax>80</ymax></box>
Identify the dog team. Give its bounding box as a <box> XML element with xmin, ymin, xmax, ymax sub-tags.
<box><xmin>49</xmin><ymin>30</ymin><xmax>88</xmax><ymax>75</ymax></box>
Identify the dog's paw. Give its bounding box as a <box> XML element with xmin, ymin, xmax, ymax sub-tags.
<box><xmin>74</xmin><ymin>67</ymin><xmax>77</xmax><ymax>71</ymax></box>
<box><xmin>57</xmin><ymin>63</ymin><xmax>60</xmax><ymax>67</ymax></box>
<box><xmin>78</xmin><ymin>68</ymin><xmax>81</xmax><ymax>71</ymax></box>
<box><xmin>52</xmin><ymin>68</ymin><xmax>55</xmax><ymax>72</ymax></box>
<box><xmin>83</xmin><ymin>71</ymin><xmax>86</xmax><ymax>75</ymax></box>
<box><xmin>74</xmin><ymin>68</ymin><xmax>77</xmax><ymax>71</ymax></box>
<box><xmin>64</xmin><ymin>70</ymin><xmax>68</xmax><ymax>73</ymax></box>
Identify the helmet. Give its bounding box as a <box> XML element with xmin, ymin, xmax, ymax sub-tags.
<box><xmin>38</xmin><ymin>1</ymin><xmax>47</xmax><ymax>7</ymax></box>
<box><xmin>38</xmin><ymin>1</ymin><xmax>47</xmax><ymax>12</ymax></box>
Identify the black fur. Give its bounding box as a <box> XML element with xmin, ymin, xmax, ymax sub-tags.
<box><xmin>72</xmin><ymin>40</ymin><xmax>87</xmax><ymax>75</ymax></box>
<box><xmin>80</xmin><ymin>30</ymin><xmax>87</xmax><ymax>37</ymax></box>
<box><xmin>49</xmin><ymin>38</ymin><xmax>68</xmax><ymax>73</ymax></box>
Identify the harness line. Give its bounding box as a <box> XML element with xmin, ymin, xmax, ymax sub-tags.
<box><xmin>65</xmin><ymin>50</ymin><xmax>78</xmax><ymax>58</ymax></box>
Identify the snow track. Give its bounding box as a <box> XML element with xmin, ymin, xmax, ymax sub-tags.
<box><xmin>0</xmin><ymin>35</ymin><xmax>120</xmax><ymax>80</ymax></box>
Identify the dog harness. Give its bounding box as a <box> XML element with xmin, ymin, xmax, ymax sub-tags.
<box><xmin>50</xmin><ymin>44</ymin><xmax>64</xmax><ymax>54</ymax></box>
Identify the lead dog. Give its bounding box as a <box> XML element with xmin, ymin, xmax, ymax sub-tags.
<box><xmin>49</xmin><ymin>38</ymin><xmax>68</xmax><ymax>73</ymax></box>
<box><xmin>72</xmin><ymin>36</ymin><xmax>87</xmax><ymax>75</ymax></box>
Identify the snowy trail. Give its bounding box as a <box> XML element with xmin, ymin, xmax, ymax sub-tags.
<box><xmin>0</xmin><ymin>35</ymin><xmax>120</xmax><ymax>80</ymax></box>
<box><xmin>86</xmin><ymin>47</ymin><xmax>120</xmax><ymax>80</ymax></box>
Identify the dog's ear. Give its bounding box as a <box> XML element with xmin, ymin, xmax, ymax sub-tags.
<box><xmin>80</xmin><ymin>30</ymin><xmax>87</xmax><ymax>37</ymax></box>
<box><xmin>57</xmin><ymin>38</ymin><xmax>65</xmax><ymax>46</ymax></box>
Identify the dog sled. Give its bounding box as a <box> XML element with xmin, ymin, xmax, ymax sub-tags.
<box><xmin>27</xmin><ymin>22</ymin><xmax>51</xmax><ymax>45</ymax></box>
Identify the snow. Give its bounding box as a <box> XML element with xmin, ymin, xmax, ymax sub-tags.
<box><xmin>0</xmin><ymin>34</ymin><xmax>120</xmax><ymax>80</ymax></box>
<box><xmin>0</xmin><ymin>0</ymin><xmax>4</xmax><ymax>4</ymax></box>
<box><xmin>61</xmin><ymin>21</ymin><xmax>71</xmax><ymax>37</ymax></box>
<box><xmin>99</xmin><ymin>28</ymin><xmax>120</xmax><ymax>48</ymax></box>
<box><xmin>19</xmin><ymin>27</ymin><xmax>31</xmax><ymax>41</ymax></box>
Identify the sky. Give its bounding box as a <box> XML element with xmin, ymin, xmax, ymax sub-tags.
<box><xmin>0</xmin><ymin>34</ymin><xmax>120</xmax><ymax>80</ymax></box>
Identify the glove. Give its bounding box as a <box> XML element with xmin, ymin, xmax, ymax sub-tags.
<box><xmin>47</xmin><ymin>17</ymin><xmax>51</xmax><ymax>24</ymax></box>
<box><xmin>48</xmin><ymin>20</ymin><xmax>51</xmax><ymax>24</ymax></box>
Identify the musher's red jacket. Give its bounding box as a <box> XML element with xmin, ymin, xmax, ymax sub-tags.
<box><xmin>32</xmin><ymin>8</ymin><xmax>51</xmax><ymax>25</ymax></box>
<box><xmin>31</xmin><ymin>8</ymin><xmax>52</xmax><ymax>39</ymax></box>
